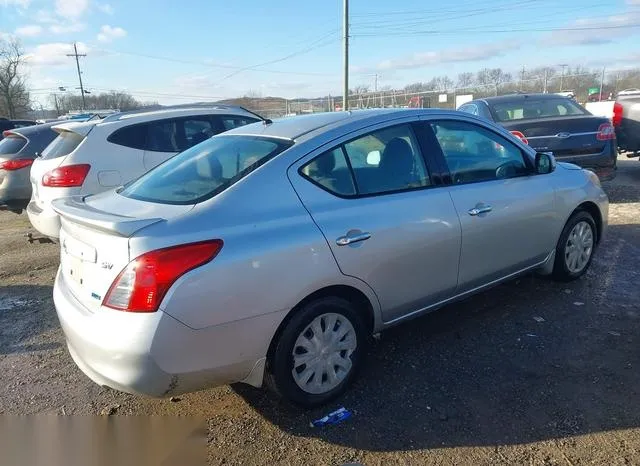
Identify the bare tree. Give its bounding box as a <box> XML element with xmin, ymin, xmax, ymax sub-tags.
<box><xmin>0</xmin><ymin>39</ymin><xmax>30</xmax><ymax>118</ymax></box>
<box><xmin>350</xmin><ymin>85</ymin><xmax>370</xmax><ymax>95</ymax></box>
<box><xmin>52</xmin><ymin>91</ymin><xmax>154</xmax><ymax>115</ymax></box>
<box><xmin>456</xmin><ymin>72</ymin><xmax>475</xmax><ymax>90</ymax></box>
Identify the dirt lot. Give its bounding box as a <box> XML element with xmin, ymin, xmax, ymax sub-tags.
<box><xmin>1</xmin><ymin>155</ymin><xmax>639</xmax><ymax>465</ymax></box>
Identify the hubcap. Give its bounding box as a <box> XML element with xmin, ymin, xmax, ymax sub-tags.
<box><xmin>291</xmin><ymin>313</ymin><xmax>357</xmax><ymax>395</ymax></box>
<box><xmin>564</xmin><ymin>221</ymin><xmax>594</xmax><ymax>273</ymax></box>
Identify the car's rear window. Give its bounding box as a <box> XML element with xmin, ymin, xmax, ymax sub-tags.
<box><xmin>492</xmin><ymin>98</ymin><xmax>587</xmax><ymax>122</ymax></box>
<box><xmin>0</xmin><ymin>135</ymin><xmax>27</xmax><ymax>155</ymax></box>
<box><xmin>40</xmin><ymin>131</ymin><xmax>84</xmax><ymax>160</ymax></box>
<box><xmin>120</xmin><ymin>135</ymin><xmax>292</xmax><ymax>205</ymax></box>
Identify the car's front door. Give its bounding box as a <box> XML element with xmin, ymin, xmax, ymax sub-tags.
<box><xmin>427</xmin><ymin>118</ymin><xmax>557</xmax><ymax>292</ymax></box>
<box><xmin>288</xmin><ymin>121</ymin><xmax>461</xmax><ymax>323</ymax></box>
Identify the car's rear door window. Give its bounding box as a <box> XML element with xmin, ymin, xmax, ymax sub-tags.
<box><xmin>301</xmin><ymin>124</ymin><xmax>430</xmax><ymax>197</ymax></box>
<box><xmin>0</xmin><ymin>135</ymin><xmax>27</xmax><ymax>155</ymax></box>
<box><xmin>40</xmin><ymin>131</ymin><xmax>84</xmax><ymax>160</ymax></box>
<box><xmin>220</xmin><ymin>116</ymin><xmax>260</xmax><ymax>130</ymax></box>
<box><xmin>431</xmin><ymin>120</ymin><xmax>529</xmax><ymax>184</ymax></box>
<box><xmin>146</xmin><ymin>119</ymin><xmax>180</xmax><ymax>152</ymax></box>
<box><xmin>182</xmin><ymin>118</ymin><xmax>216</xmax><ymax>150</ymax></box>
<box><xmin>120</xmin><ymin>135</ymin><xmax>292</xmax><ymax>204</ymax></box>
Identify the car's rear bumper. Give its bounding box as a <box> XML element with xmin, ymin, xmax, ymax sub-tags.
<box><xmin>0</xmin><ymin>170</ymin><xmax>32</xmax><ymax>212</ymax></box>
<box><xmin>53</xmin><ymin>269</ymin><xmax>266</xmax><ymax>397</ymax></box>
<box><xmin>27</xmin><ymin>200</ymin><xmax>61</xmax><ymax>238</ymax></box>
<box><xmin>555</xmin><ymin>143</ymin><xmax>617</xmax><ymax>181</ymax></box>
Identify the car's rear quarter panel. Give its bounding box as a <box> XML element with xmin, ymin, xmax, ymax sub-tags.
<box><xmin>131</xmin><ymin>154</ymin><xmax>379</xmax><ymax>333</ymax></box>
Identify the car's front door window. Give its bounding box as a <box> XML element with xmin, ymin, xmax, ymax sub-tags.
<box><xmin>431</xmin><ymin>120</ymin><xmax>529</xmax><ymax>184</ymax></box>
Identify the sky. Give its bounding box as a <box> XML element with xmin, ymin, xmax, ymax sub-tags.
<box><xmin>1</xmin><ymin>0</ymin><xmax>639</xmax><ymax>107</ymax></box>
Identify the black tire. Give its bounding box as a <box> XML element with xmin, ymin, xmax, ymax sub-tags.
<box><xmin>266</xmin><ymin>296</ymin><xmax>368</xmax><ymax>408</ymax></box>
<box><xmin>552</xmin><ymin>210</ymin><xmax>597</xmax><ymax>282</ymax></box>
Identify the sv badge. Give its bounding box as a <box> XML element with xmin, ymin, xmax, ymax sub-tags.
<box><xmin>101</xmin><ymin>261</ymin><xmax>114</xmax><ymax>270</ymax></box>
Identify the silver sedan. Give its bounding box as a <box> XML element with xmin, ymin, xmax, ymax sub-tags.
<box><xmin>52</xmin><ymin>109</ymin><xmax>608</xmax><ymax>407</ymax></box>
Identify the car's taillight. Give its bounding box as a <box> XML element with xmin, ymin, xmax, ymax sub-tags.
<box><xmin>103</xmin><ymin>240</ymin><xmax>223</xmax><ymax>312</ymax></box>
<box><xmin>612</xmin><ymin>102</ymin><xmax>623</xmax><ymax>127</ymax></box>
<box><xmin>42</xmin><ymin>164</ymin><xmax>90</xmax><ymax>187</ymax></box>
<box><xmin>596</xmin><ymin>122</ymin><xmax>615</xmax><ymax>141</ymax></box>
<box><xmin>0</xmin><ymin>159</ymin><xmax>33</xmax><ymax>170</ymax></box>
<box><xmin>2</xmin><ymin>130</ymin><xmax>13</xmax><ymax>138</ymax></box>
<box><xmin>510</xmin><ymin>130</ymin><xmax>528</xmax><ymax>145</ymax></box>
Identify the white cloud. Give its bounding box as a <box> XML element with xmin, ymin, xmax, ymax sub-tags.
<box><xmin>55</xmin><ymin>0</ymin><xmax>89</xmax><ymax>20</ymax></box>
<box><xmin>626</xmin><ymin>0</ymin><xmax>640</xmax><ymax>4</ymax></box>
<box><xmin>14</xmin><ymin>24</ymin><xmax>42</xmax><ymax>37</ymax></box>
<box><xmin>24</xmin><ymin>41</ymin><xmax>89</xmax><ymax>66</ymax></box>
<box><xmin>96</xmin><ymin>24</ymin><xmax>126</xmax><ymax>42</ymax></box>
<box><xmin>96</xmin><ymin>2</ymin><xmax>113</xmax><ymax>14</ymax></box>
<box><xmin>545</xmin><ymin>11</ymin><xmax>640</xmax><ymax>46</ymax></box>
<box><xmin>49</xmin><ymin>23</ymin><xmax>85</xmax><ymax>34</ymax></box>
<box><xmin>0</xmin><ymin>0</ymin><xmax>31</xmax><ymax>7</ymax></box>
<box><xmin>357</xmin><ymin>41</ymin><xmax>522</xmax><ymax>73</ymax></box>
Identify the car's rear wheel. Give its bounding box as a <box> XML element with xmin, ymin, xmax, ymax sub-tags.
<box><xmin>266</xmin><ymin>297</ymin><xmax>367</xmax><ymax>408</ymax></box>
<box><xmin>553</xmin><ymin>210</ymin><xmax>597</xmax><ymax>281</ymax></box>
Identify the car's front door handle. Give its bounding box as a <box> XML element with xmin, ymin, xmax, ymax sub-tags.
<box><xmin>468</xmin><ymin>205</ymin><xmax>493</xmax><ymax>216</ymax></box>
<box><xmin>336</xmin><ymin>232</ymin><xmax>371</xmax><ymax>246</ymax></box>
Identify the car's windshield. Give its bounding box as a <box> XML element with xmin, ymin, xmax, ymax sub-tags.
<box><xmin>492</xmin><ymin>98</ymin><xmax>587</xmax><ymax>121</ymax></box>
<box><xmin>120</xmin><ymin>135</ymin><xmax>292</xmax><ymax>205</ymax></box>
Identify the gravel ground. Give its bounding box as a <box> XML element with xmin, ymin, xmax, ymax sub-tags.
<box><xmin>0</xmin><ymin>154</ymin><xmax>639</xmax><ymax>465</ymax></box>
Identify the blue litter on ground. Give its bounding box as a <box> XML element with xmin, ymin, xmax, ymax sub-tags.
<box><xmin>310</xmin><ymin>407</ymin><xmax>352</xmax><ymax>427</ymax></box>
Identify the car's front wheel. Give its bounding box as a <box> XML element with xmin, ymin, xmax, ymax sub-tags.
<box><xmin>553</xmin><ymin>210</ymin><xmax>597</xmax><ymax>281</ymax></box>
<box><xmin>267</xmin><ymin>297</ymin><xmax>367</xmax><ymax>408</ymax></box>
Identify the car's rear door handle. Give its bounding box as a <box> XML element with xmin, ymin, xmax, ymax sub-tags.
<box><xmin>336</xmin><ymin>231</ymin><xmax>371</xmax><ymax>246</ymax></box>
<box><xmin>468</xmin><ymin>205</ymin><xmax>492</xmax><ymax>216</ymax></box>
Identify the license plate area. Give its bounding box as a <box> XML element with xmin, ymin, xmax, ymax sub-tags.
<box><xmin>67</xmin><ymin>256</ymin><xmax>84</xmax><ymax>286</ymax></box>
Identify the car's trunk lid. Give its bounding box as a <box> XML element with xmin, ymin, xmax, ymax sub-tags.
<box><xmin>501</xmin><ymin>115</ymin><xmax>609</xmax><ymax>158</ymax></box>
<box><xmin>53</xmin><ymin>192</ymin><xmax>194</xmax><ymax>312</ymax></box>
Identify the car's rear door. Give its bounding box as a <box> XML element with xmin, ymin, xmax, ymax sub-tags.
<box><xmin>288</xmin><ymin>120</ymin><xmax>461</xmax><ymax>323</ymax></box>
<box><xmin>426</xmin><ymin>117</ymin><xmax>558</xmax><ymax>293</ymax></box>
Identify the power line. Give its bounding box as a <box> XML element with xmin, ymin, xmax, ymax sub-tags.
<box><xmin>352</xmin><ymin>23</ymin><xmax>640</xmax><ymax>37</ymax></box>
<box><xmin>216</xmin><ymin>31</ymin><xmax>339</xmax><ymax>82</ymax></box>
<box><xmin>93</xmin><ymin>34</ymin><xmax>339</xmax><ymax>78</ymax></box>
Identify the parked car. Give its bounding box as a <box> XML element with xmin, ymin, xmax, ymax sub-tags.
<box><xmin>52</xmin><ymin>109</ymin><xmax>608</xmax><ymax>407</ymax></box>
<box><xmin>0</xmin><ymin>121</ymin><xmax>62</xmax><ymax>213</ymax></box>
<box><xmin>458</xmin><ymin>93</ymin><xmax>617</xmax><ymax>181</ymax></box>
<box><xmin>0</xmin><ymin>118</ymin><xmax>37</xmax><ymax>140</ymax></box>
<box><xmin>613</xmin><ymin>89</ymin><xmax>640</xmax><ymax>158</ymax></box>
<box><xmin>27</xmin><ymin>105</ymin><xmax>262</xmax><ymax>239</ymax></box>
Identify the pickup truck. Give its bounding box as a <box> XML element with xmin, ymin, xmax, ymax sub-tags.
<box><xmin>613</xmin><ymin>89</ymin><xmax>640</xmax><ymax>158</ymax></box>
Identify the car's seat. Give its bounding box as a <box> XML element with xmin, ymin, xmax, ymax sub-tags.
<box><xmin>523</xmin><ymin>107</ymin><xmax>538</xmax><ymax>119</ymax></box>
<box><xmin>377</xmin><ymin>138</ymin><xmax>418</xmax><ymax>191</ymax></box>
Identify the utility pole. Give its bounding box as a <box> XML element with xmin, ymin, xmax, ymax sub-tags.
<box><xmin>543</xmin><ymin>68</ymin><xmax>548</xmax><ymax>93</ymax></box>
<box><xmin>599</xmin><ymin>66</ymin><xmax>605</xmax><ymax>102</ymax></box>
<box><xmin>520</xmin><ymin>65</ymin><xmax>525</xmax><ymax>90</ymax></box>
<box><xmin>67</xmin><ymin>42</ymin><xmax>87</xmax><ymax>110</ymax></box>
<box><xmin>342</xmin><ymin>0</ymin><xmax>349</xmax><ymax>111</ymax></box>
<box><xmin>559</xmin><ymin>63</ymin><xmax>568</xmax><ymax>92</ymax></box>
<box><xmin>374</xmin><ymin>74</ymin><xmax>378</xmax><ymax>93</ymax></box>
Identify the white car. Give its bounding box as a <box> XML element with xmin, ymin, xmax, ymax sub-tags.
<box><xmin>27</xmin><ymin>105</ymin><xmax>261</xmax><ymax>239</ymax></box>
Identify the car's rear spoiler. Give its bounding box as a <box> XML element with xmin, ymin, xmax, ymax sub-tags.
<box><xmin>51</xmin><ymin>120</ymin><xmax>98</xmax><ymax>137</ymax></box>
<box><xmin>52</xmin><ymin>196</ymin><xmax>164</xmax><ymax>237</ymax></box>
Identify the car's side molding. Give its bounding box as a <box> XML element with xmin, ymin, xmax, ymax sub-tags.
<box><xmin>380</xmin><ymin>250</ymin><xmax>555</xmax><ymax>329</ymax></box>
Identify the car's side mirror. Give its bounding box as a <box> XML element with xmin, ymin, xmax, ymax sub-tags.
<box><xmin>535</xmin><ymin>152</ymin><xmax>556</xmax><ymax>174</ymax></box>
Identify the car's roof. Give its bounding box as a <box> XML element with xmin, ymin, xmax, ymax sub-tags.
<box><xmin>222</xmin><ymin>108</ymin><xmax>456</xmax><ymax>140</ymax></box>
<box><xmin>9</xmin><ymin>120</ymin><xmax>65</xmax><ymax>136</ymax></box>
<box><xmin>99</xmin><ymin>104</ymin><xmax>260</xmax><ymax>123</ymax></box>
<box><xmin>479</xmin><ymin>93</ymin><xmax>570</xmax><ymax>105</ymax></box>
